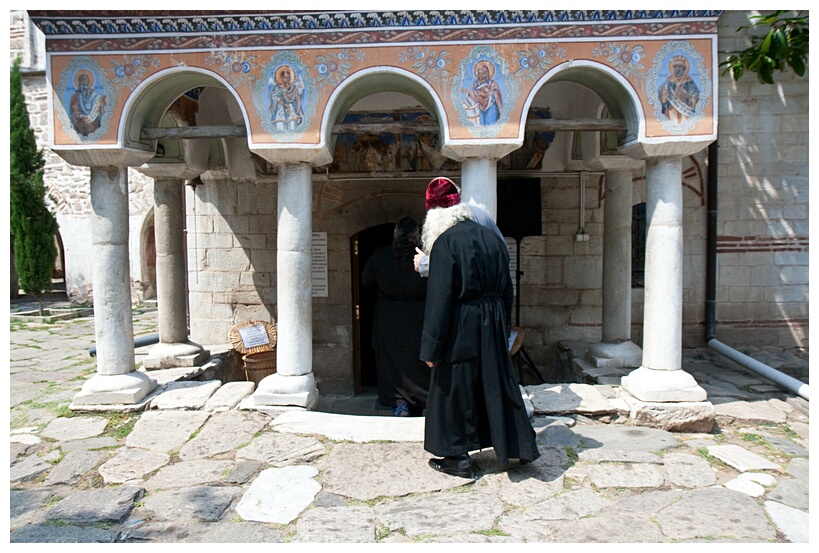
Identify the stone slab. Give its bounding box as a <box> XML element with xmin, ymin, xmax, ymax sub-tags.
<box><xmin>765</xmin><ymin>477</ymin><xmax>809</xmax><ymax>511</ymax></box>
<box><xmin>513</xmin><ymin>488</ymin><xmax>610</xmax><ymax>521</ymax></box>
<box><xmin>143</xmin><ymin>459</ymin><xmax>236</xmax><ymax>491</ymax></box>
<box><xmin>711</xmin><ymin>398</ymin><xmax>789</xmax><ymax>425</ymax></box>
<box><xmin>588</xmin><ymin>463</ymin><xmax>666</xmax><ymax>488</ymax></box>
<box><xmin>293</xmin><ymin>506</ymin><xmax>376</xmax><ymax>543</ymax></box>
<box><xmin>376</xmin><ymin>492</ymin><xmax>503</xmax><ymax>537</ymax></box>
<box><xmin>120</xmin><ymin>521</ymin><xmax>282</xmax><ymax>543</ymax></box>
<box><xmin>10</xmin><ymin>490</ymin><xmax>54</xmax><ymax>530</ymax></box>
<box><xmin>142</xmin><ymin>485</ymin><xmax>240</xmax><ymax>522</ymax></box>
<box><xmin>322</xmin><ymin>442</ymin><xmax>475</xmax><ymax>501</ymax></box>
<box><xmin>706</xmin><ymin>444</ymin><xmax>782</xmax><ymax>472</ymax></box>
<box><xmin>236</xmin><ymin>432</ymin><xmax>325</xmax><ymax>466</ymax></box>
<box><xmin>573</xmin><ymin>424</ymin><xmax>679</xmax><ymax>452</ymax></box>
<box><xmin>269</xmin><ymin>410</ymin><xmax>425</xmax><ymax>442</ymax></box>
<box><xmin>137</xmin><ymin>366</ymin><xmax>207</xmax><ymax>386</ymax></box>
<box><xmin>46</xmin><ymin>485</ymin><xmax>145</xmax><ymax>524</ymax></box>
<box><xmin>662</xmin><ymin>452</ymin><xmax>718</xmax><ymax>488</ymax></box>
<box><xmin>39</xmin><ymin>416</ymin><xmax>109</xmax><ymax>441</ymax></box>
<box><xmin>44</xmin><ymin>449</ymin><xmax>109</xmax><ymax>485</ymax></box>
<box><xmin>235</xmin><ymin>465</ymin><xmax>320</xmax><ymax>524</ymax></box>
<box><xmin>526</xmin><ymin>383</ymin><xmax>616</xmax><ymax>416</ymax></box>
<box><xmin>11</xmin><ymin>524</ymin><xmax>118</xmax><ymax>543</ymax></box>
<box><xmin>178</xmin><ymin>410</ymin><xmax>270</xmax><ymax>460</ymax></box>
<box><xmin>654</xmin><ymin>487</ymin><xmax>777</xmax><ymax>541</ymax></box>
<box><xmin>204</xmin><ymin>381</ymin><xmax>255</xmax><ymax>411</ymax></box>
<box><xmin>98</xmin><ymin>447</ymin><xmax>171</xmax><ymax>484</ymax></box>
<box><xmin>59</xmin><ymin>436</ymin><xmax>120</xmax><ymax>452</ymax></box>
<box><xmin>126</xmin><ymin>410</ymin><xmax>210</xmax><ymax>453</ymax></box>
<box><xmin>10</xmin><ymin>455</ymin><xmax>52</xmax><ymax>483</ymax></box>
<box><xmin>477</xmin><ymin>461</ymin><xmax>564</xmax><ymax>507</ymax></box>
<box><xmin>148</xmin><ymin>380</ymin><xmax>222</xmax><ymax>410</ymax></box>
<box><xmin>764</xmin><ymin>501</ymin><xmax>809</xmax><ymax>543</ymax></box>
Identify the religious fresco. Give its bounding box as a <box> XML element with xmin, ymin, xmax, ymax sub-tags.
<box><xmin>646</xmin><ymin>41</ymin><xmax>711</xmax><ymax>135</ymax></box>
<box><xmin>326</xmin><ymin>108</ymin><xmax>555</xmax><ymax>173</ymax></box>
<box><xmin>43</xmin><ymin>38</ymin><xmax>715</xmax><ymax>148</ymax></box>
<box><xmin>252</xmin><ymin>51</ymin><xmax>319</xmax><ymax>142</ymax></box>
<box><xmin>54</xmin><ymin>56</ymin><xmax>116</xmax><ymax>143</ymax></box>
<box><xmin>451</xmin><ymin>46</ymin><xmax>518</xmax><ymax>138</ymax></box>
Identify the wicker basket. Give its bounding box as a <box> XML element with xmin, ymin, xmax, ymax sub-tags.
<box><xmin>242</xmin><ymin>350</ymin><xmax>277</xmax><ymax>384</ymax></box>
<box><xmin>228</xmin><ymin>320</ymin><xmax>277</xmax><ymax>384</ymax></box>
<box><xmin>509</xmin><ymin>326</ymin><xmax>525</xmax><ymax>357</ymax></box>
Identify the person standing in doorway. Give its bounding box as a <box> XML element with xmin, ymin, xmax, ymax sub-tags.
<box><xmin>418</xmin><ymin>184</ymin><xmax>540</xmax><ymax>479</ymax></box>
<box><xmin>362</xmin><ymin>217</ymin><xmax>429</xmax><ymax>417</ymax></box>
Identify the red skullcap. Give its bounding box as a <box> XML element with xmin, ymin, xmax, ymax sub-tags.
<box><xmin>425</xmin><ymin>177</ymin><xmax>461</xmax><ymax>210</ymax></box>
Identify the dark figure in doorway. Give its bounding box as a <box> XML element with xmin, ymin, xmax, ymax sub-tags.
<box><xmin>362</xmin><ymin>217</ymin><xmax>429</xmax><ymax>416</ymax></box>
<box><xmin>418</xmin><ymin>187</ymin><xmax>540</xmax><ymax>479</ymax></box>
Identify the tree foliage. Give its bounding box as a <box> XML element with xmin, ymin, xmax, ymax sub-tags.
<box><xmin>721</xmin><ymin>11</ymin><xmax>808</xmax><ymax>84</ymax></box>
<box><xmin>10</xmin><ymin>57</ymin><xmax>58</xmax><ymax>313</ymax></box>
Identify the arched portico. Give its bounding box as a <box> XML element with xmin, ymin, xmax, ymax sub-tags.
<box><xmin>34</xmin><ymin>10</ymin><xmax>719</xmax><ymax>428</ymax></box>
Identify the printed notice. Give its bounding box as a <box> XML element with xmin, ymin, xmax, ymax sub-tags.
<box><xmin>312</xmin><ymin>232</ymin><xmax>328</xmax><ymax>297</ymax></box>
<box><xmin>239</xmin><ymin>323</ymin><xmax>270</xmax><ymax>349</ymax></box>
<box><xmin>506</xmin><ymin>237</ymin><xmax>517</xmax><ymax>296</ymax></box>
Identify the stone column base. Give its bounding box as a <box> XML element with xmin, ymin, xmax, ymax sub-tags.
<box><xmin>71</xmin><ymin>371</ymin><xmax>157</xmax><ymax>406</ymax></box>
<box><xmin>619</xmin><ymin>389</ymin><xmax>715</xmax><ymax>433</ymax></box>
<box><xmin>142</xmin><ymin>342</ymin><xmax>210</xmax><ymax>370</ymax></box>
<box><xmin>586</xmin><ymin>341</ymin><xmax>642</xmax><ymax>368</ymax></box>
<box><xmin>621</xmin><ymin>366</ymin><xmax>707</xmax><ymax>402</ymax></box>
<box><xmin>252</xmin><ymin>373</ymin><xmax>319</xmax><ymax>410</ymax></box>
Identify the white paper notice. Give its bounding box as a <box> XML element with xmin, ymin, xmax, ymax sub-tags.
<box><xmin>312</xmin><ymin>232</ymin><xmax>328</xmax><ymax>297</ymax></box>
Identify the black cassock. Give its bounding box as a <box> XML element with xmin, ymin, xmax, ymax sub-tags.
<box><xmin>419</xmin><ymin>219</ymin><xmax>540</xmax><ymax>464</ymax></box>
<box><xmin>362</xmin><ymin>246</ymin><xmax>429</xmax><ymax>412</ymax></box>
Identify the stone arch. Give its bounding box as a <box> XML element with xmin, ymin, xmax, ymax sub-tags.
<box><xmin>119</xmin><ymin>67</ymin><xmax>250</xmax><ymax>157</ymax></box>
<box><xmin>521</xmin><ymin>60</ymin><xmax>645</xmax><ymax>149</ymax></box>
<box><xmin>319</xmin><ymin>67</ymin><xmax>450</xmax><ymax>156</ymax></box>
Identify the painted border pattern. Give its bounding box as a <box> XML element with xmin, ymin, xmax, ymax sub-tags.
<box><xmin>31</xmin><ymin>11</ymin><xmax>721</xmax><ymax>52</ymax></box>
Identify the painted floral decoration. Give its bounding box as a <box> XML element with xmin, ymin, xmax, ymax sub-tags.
<box><xmin>205</xmin><ymin>51</ymin><xmax>261</xmax><ymax>92</ymax></box>
<box><xmin>313</xmin><ymin>50</ymin><xmax>365</xmax><ymax>89</ymax></box>
<box><xmin>111</xmin><ymin>55</ymin><xmax>161</xmax><ymax>90</ymax></box>
<box><xmin>593</xmin><ymin>42</ymin><xmax>646</xmax><ymax>84</ymax></box>
<box><xmin>515</xmin><ymin>44</ymin><xmax>566</xmax><ymax>80</ymax></box>
<box><xmin>399</xmin><ymin>47</ymin><xmax>452</xmax><ymax>81</ymax></box>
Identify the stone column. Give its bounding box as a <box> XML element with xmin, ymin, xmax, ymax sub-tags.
<box><xmin>252</xmin><ymin>162</ymin><xmax>318</xmax><ymax>409</ymax></box>
<box><xmin>72</xmin><ymin>166</ymin><xmax>156</xmax><ymax>407</ymax></box>
<box><xmin>460</xmin><ymin>157</ymin><xmax>498</xmax><ymax>217</ymax></box>
<box><xmin>587</xmin><ymin>167</ymin><xmax>642</xmax><ymax>367</ymax></box>
<box><xmin>621</xmin><ymin>156</ymin><xmax>706</xmax><ymax>402</ymax></box>
<box><xmin>142</xmin><ymin>177</ymin><xmax>208</xmax><ymax>369</ymax></box>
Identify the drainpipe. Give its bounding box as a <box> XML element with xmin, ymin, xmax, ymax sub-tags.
<box><xmin>704</xmin><ymin>140</ymin><xmax>809</xmax><ymax>401</ymax></box>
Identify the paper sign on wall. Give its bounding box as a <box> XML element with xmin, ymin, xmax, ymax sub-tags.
<box><xmin>312</xmin><ymin>232</ymin><xmax>328</xmax><ymax>297</ymax></box>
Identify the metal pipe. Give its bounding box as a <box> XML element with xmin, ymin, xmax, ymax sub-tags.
<box><xmin>708</xmin><ymin>338</ymin><xmax>809</xmax><ymax>400</ymax></box>
<box><xmin>89</xmin><ymin>333</ymin><xmax>159</xmax><ymax>357</ymax></box>
<box><xmin>703</xmin><ymin>140</ymin><xmax>808</xmax><ymax>401</ymax></box>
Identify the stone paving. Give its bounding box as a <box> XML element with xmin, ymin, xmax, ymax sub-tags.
<box><xmin>7</xmin><ymin>298</ymin><xmax>811</xmax><ymax>543</ymax></box>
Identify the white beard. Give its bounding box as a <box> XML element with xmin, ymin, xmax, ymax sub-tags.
<box><xmin>420</xmin><ymin>203</ymin><xmax>473</xmax><ymax>255</ymax></box>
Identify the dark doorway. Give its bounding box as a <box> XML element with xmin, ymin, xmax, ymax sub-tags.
<box><xmin>350</xmin><ymin>223</ymin><xmax>395</xmax><ymax>394</ymax></box>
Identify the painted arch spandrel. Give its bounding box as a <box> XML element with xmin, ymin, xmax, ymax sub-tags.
<box><xmin>47</xmin><ymin>38</ymin><xmax>714</xmax><ymax>148</ymax></box>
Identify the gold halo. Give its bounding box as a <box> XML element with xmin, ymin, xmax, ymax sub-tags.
<box><xmin>274</xmin><ymin>64</ymin><xmax>295</xmax><ymax>85</ymax></box>
<box><xmin>473</xmin><ymin>59</ymin><xmax>495</xmax><ymax>80</ymax></box>
<box><xmin>73</xmin><ymin>69</ymin><xmax>95</xmax><ymax>89</ymax></box>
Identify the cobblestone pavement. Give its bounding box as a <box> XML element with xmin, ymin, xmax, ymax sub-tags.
<box><xmin>7</xmin><ymin>296</ymin><xmax>810</xmax><ymax>544</ymax></box>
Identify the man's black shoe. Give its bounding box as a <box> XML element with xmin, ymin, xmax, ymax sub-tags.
<box><xmin>428</xmin><ymin>454</ymin><xmax>475</xmax><ymax>479</ymax></box>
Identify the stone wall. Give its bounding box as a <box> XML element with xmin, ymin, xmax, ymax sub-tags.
<box><xmin>11</xmin><ymin>11</ymin><xmax>156</xmax><ymax>305</ymax></box>
<box><xmin>713</xmin><ymin>11</ymin><xmax>809</xmax><ymax>352</ymax></box>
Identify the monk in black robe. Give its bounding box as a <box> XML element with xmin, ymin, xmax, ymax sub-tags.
<box><xmin>362</xmin><ymin>217</ymin><xmax>429</xmax><ymax>416</ymax></box>
<box><xmin>419</xmin><ymin>202</ymin><xmax>540</xmax><ymax>478</ymax></box>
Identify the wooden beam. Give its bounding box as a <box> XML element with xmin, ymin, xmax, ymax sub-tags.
<box><xmin>141</xmin><ymin>125</ymin><xmax>247</xmax><ymax>140</ymax></box>
<box><xmin>140</xmin><ymin>117</ymin><xmax>627</xmax><ymax>140</ymax></box>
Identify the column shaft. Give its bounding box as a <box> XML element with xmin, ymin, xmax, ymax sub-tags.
<box><xmin>601</xmin><ymin>169</ymin><xmax>633</xmax><ymax>342</ymax></box>
<box><xmin>153</xmin><ymin>178</ymin><xmax>188</xmax><ymax>344</ymax></box>
<box><xmin>90</xmin><ymin>166</ymin><xmax>136</xmax><ymax>376</ymax></box>
<box><xmin>460</xmin><ymin>157</ymin><xmax>498</xmax><ymax>217</ymax></box>
<box><xmin>276</xmin><ymin>162</ymin><xmax>313</xmax><ymax>377</ymax></box>
<box><xmin>641</xmin><ymin>157</ymin><xmax>683</xmax><ymax>371</ymax></box>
